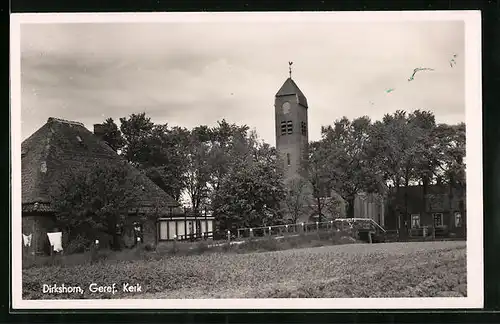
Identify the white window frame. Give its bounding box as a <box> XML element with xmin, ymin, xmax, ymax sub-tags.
<box><xmin>433</xmin><ymin>213</ymin><xmax>444</xmax><ymax>227</ymax></box>
<box><xmin>411</xmin><ymin>214</ymin><xmax>420</xmax><ymax>229</ymax></box>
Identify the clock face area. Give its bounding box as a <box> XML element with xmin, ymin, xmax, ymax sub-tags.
<box><xmin>282</xmin><ymin>101</ymin><xmax>291</xmax><ymax>114</ymax></box>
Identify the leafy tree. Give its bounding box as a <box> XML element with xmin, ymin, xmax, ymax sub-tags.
<box><xmin>321</xmin><ymin>116</ymin><xmax>380</xmax><ymax>217</ymax></box>
<box><xmin>183</xmin><ymin>125</ymin><xmax>213</xmax><ymax>216</ymax></box>
<box><xmin>212</xmin><ymin>136</ymin><xmax>285</xmax><ymax>230</ymax></box>
<box><xmin>119</xmin><ymin>113</ymin><xmax>189</xmax><ymax>201</ymax></box>
<box><xmin>435</xmin><ymin>122</ymin><xmax>466</xmax><ymax>228</ymax></box>
<box><xmin>98</xmin><ymin>118</ymin><xmax>126</xmax><ymax>152</ymax></box>
<box><xmin>304</xmin><ymin>141</ymin><xmax>342</xmax><ymax>223</ymax></box>
<box><xmin>367</xmin><ymin>111</ymin><xmax>422</xmax><ymax>234</ymax></box>
<box><xmin>51</xmin><ymin>162</ymin><xmax>148</xmax><ymax>250</ymax></box>
<box><xmin>406</xmin><ymin>110</ymin><xmax>440</xmax><ymax>221</ymax></box>
<box><xmin>282</xmin><ymin>177</ymin><xmax>310</xmax><ymax>223</ymax></box>
<box><xmin>119</xmin><ymin>113</ymin><xmax>155</xmax><ymax>166</ymax></box>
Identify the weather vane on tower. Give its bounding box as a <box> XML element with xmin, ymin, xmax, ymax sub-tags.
<box><xmin>288</xmin><ymin>61</ymin><xmax>293</xmax><ymax>79</ymax></box>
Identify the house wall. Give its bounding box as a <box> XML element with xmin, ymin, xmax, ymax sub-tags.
<box><xmin>22</xmin><ymin>214</ymin><xmax>55</xmax><ymax>255</ymax></box>
<box><xmin>142</xmin><ymin>219</ymin><xmax>156</xmax><ymax>246</ymax></box>
<box><xmin>353</xmin><ymin>193</ymin><xmax>384</xmax><ymax>225</ymax></box>
<box><xmin>384</xmin><ymin>185</ymin><xmax>466</xmax><ymax>237</ymax></box>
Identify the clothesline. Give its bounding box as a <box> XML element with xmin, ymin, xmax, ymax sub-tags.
<box><xmin>22</xmin><ymin>231</ymin><xmax>64</xmax><ymax>253</ymax></box>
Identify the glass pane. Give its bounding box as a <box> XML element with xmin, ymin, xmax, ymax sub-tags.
<box><xmin>159</xmin><ymin>221</ymin><xmax>169</xmax><ymax>240</ymax></box>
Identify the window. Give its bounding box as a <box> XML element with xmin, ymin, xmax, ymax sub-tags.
<box><xmin>433</xmin><ymin>213</ymin><xmax>444</xmax><ymax>227</ymax></box>
<box><xmin>286</xmin><ymin>121</ymin><xmax>293</xmax><ymax>134</ymax></box>
<box><xmin>301</xmin><ymin>121</ymin><xmax>307</xmax><ymax>136</ymax></box>
<box><xmin>280</xmin><ymin>120</ymin><xmax>293</xmax><ymax>135</ymax></box>
<box><xmin>454</xmin><ymin>212</ymin><xmax>462</xmax><ymax>227</ymax></box>
<box><xmin>280</xmin><ymin>121</ymin><xmax>287</xmax><ymax>135</ymax></box>
<box><xmin>286</xmin><ymin>153</ymin><xmax>291</xmax><ymax>166</ymax></box>
<box><xmin>159</xmin><ymin>221</ymin><xmax>169</xmax><ymax>240</ymax></box>
<box><xmin>411</xmin><ymin>214</ymin><xmax>420</xmax><ymax>229</ymax></box>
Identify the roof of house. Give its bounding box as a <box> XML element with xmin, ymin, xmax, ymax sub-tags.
<box><xmin>392</xmin><ymin>184</ymin><xmax>465</xmax><ymax>198</ymax></box>
<box><xmin>276</xmin><ymin>78</ymin><xmax>308</xmax><ymax>108</ymax></box>
<box><xmin>390</xmin><ymin>184</ymin><xmax>465</xmax><ymax>213</ymax></box>
<box><xmin>21</xmin><ymin>117</ymin><xmax>180</xmax><ymax>214</ymax></box>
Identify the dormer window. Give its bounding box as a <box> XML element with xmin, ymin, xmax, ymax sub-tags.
<box><xmin>76</xmin><ymin>136</ymin><xmax>82</xmax><ymax>143</ymax></box>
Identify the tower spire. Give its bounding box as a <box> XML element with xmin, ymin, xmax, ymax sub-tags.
<box><xmin>288</xmin><ymin>61</ymin><xmax>293</xmax><ymax>79</ymax></box>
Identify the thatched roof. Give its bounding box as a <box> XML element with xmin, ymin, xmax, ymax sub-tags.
<box><xmin>21</xmin><ymin>117</ymin><xmax>180</xmax><ymax>214</ymax></box>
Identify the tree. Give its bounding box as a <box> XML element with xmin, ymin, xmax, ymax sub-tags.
<box><xmin>321</xmin><ymin>116</ymin><xmax>380</xmax><ymax>217</ymax></box>
<box><xmin>51</xmin><ymin>162</ymin><xmax>147</xmax><ymax>250</ymax></box>
<box><xmin>184</xmin><ymin>125</ymin><xmax>213</xmax><ymax>216</ymax></box>
<box><xmin>144</xmin><ymin>125</ymin><xmax>190</xmax><ymax>201</ymax></box>
<box><xmin>304</xmin><ymin>141</ymin><xmax>344</xmax><ymax>223</ymax></box>
<box><xmin>119</xmin><ymin>113</ymin><xmax>189</xmax><ymax>201</ymax></box>
<box><xmin>206</xmin><ymin>120</ymin><xmax>250</xmax><ymax>204</ymax></box>
<box><xmin>119</xmin><ymin>112</ymin><xmax>156</xmax><ymax>167</ymax></box>
<box><xmin>211</xmin><ymin>135</ymin><xmax>285</xmax><ymax>230</ymax></box>
<box><xmin>282</xmin><ymin>177</ymin><xmax>310</xmax><ymax>223</ymax></box>
<box><xmin>406</xmin><ymin>110</ymin><xmax>440</xmax><ymax>223</ymax></box>
<box><xmin>435</xmin><ymin>122</ymin><xmax>466</xmax><ymax>231</ymax></box>
<box><xmin>99</xmin><ymin>118</ymin><xmax>126</xmax><ymax>152</ymax></box>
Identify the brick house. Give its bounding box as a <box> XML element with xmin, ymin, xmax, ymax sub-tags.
<box><xmin>22</xmin><ymin>117</ymin><xmax>192</xmax><ymax>254</ymax></box>
<box><xmin>383</xmin><ymin>184</ymin><xmax>466</xmax><ymax>238</ymax></box>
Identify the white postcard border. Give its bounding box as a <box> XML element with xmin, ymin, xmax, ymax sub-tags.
<box><xmin>10</xmin><ymin>10</ymin><xmax>483</xmax><ymax>310</ymax></box>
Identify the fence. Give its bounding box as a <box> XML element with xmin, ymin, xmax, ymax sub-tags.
<box><xmin>234</xmin><ymin>220</ymin><xmax>341</xmax><ymax>240</ymax></box>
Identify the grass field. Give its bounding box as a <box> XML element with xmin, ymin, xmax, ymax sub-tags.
<box><xmin>22</xmin><ymin>240</ymin><xmax>466</xmax><ymax>299</ymax></box>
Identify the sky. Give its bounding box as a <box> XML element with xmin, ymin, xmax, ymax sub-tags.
<box><xmin>20</xmin><ymin>18</ymin><xmax>465</xmax><ymax>145</ymax></box>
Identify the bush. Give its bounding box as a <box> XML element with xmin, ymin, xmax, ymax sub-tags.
<box><xmin>194</xmin><ymin>241</ymin><xmax>209</xmax><ymax>254</ymax></box>
<box><xmin>143</xmin><ymin>243</ymin><xmax>156</xmax><ymax>252</ymax></box>
<box><xmin>65</xmin><ymin>235</ymin><xmax>91</xmax><ymax>255</ymax></box>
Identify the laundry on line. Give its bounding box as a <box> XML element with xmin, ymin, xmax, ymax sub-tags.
<box><xmin>47</xmin><ymin>232</ymin><xmax>63</xmax><ymax>252</ymax></box>
<box><xmin>22</xmin><ymin>233</ymin><xmax>32</xmax><ymax>247</ymax></box>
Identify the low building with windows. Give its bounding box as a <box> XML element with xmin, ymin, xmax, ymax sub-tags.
<box><xmin>383</xmin><ymin>184</ymin><xmax>466</xmax><ymax>238</ymax></box>
<box><xmin>157</xmin><ymin>210</ymin><xmax>215</xmax><ymax>241</ymax></box>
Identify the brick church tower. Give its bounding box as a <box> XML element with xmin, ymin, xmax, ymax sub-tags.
<box><xmin>274</xmin><ymin>74</ymin><xmax>309</xmax><ymax>184</ymax></box>
<box><xmin>274</xmin><ymin>66</ymin><xmax>346</xmax><ymax>223</ymax></box>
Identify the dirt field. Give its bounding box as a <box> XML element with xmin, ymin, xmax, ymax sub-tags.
<box><xmin>22</xmin><ymin>241</ymin><xmax>466</xmax><ymax>299</ymax></box>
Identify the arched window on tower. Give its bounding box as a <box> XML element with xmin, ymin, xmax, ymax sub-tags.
<box><xmin>286</xmin><ymin>153</ymin><xmax>291</xmax><ymax>166</ymax></box>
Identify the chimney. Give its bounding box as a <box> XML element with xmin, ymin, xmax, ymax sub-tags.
<box><xmin>93</xmin><ymin>124</ymin><xmax>106</xmax><ymax>139</ymax></box>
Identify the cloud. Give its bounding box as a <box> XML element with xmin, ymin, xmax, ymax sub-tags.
<box><xmin>20</xmin><ymin>20</ymin><xmax>465</xmax><ymax>144</ymax></box>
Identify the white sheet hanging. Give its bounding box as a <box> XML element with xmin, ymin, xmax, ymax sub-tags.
<box><xmin>47</xmin><ymin>232</ymin><xmax>63</xmax><ymax>252</ymax></box>
<box><xmin>22</xmin><ymin>233</ymin><xmax>32</xmax><ymax>247</ymax></box>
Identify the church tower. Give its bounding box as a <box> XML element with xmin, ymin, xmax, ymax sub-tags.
<box><xmin>274</xmin><ymin>66</ymin><xmax>309</xmax><ymax>184</ymax></box>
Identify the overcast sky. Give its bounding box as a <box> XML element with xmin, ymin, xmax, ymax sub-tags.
<box><xmin>20</xmin><ymin>19</ymin><xmax>465</xmax><ymax>145</ymax></box>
